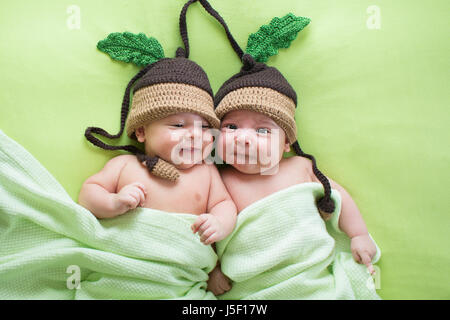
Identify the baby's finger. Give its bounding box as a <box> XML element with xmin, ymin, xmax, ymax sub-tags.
<box><xmin>197</xmin><ymin>225</ymin><xmax>209</xmax><ymax>238</ymax></box>
<box><xmin>123</xmin><ymin>195</ymin><xmax>139</xmax><ymax>209</ymax></box>
<box><xmin>351</xmin><ymin>250</ymin><xmax>362</xmax><ymax>264</ymax></box>
<box><xmin>361</xmin><ymin>252</ymin><xmax>375</xmax><ymax>275</ymax></box>
<box><xmin>191</xmin><ymin>214</ymin><xmax>208</xmax><ymax>233</ymax></box>
<box><xmin>133</xmin><ymin>187</ymin><xmax>146</xmax><ymax>207</ymax></box>
<box><xmin>128</xmin><ymin>190</ymin><xmax>142</xmax><ymax>204</ymax></box>
<box><xmin>204</xmin><ymin>232</ymin><xmax>217</xmax><ymax>245</ymax></box>
<box><xmin>197</xmin><ymin>220</ymin><xmax>211</xmax><ymax>236</ymax></box>
<box><xmin>132</xmin><ymin>182</ymin><xmax>147</xmax><ymax>197</ymax></box>
<box><xmin>200</xmin><ymin>228</ymin><xmax>215</xmax><ymax>243</ymax></box>
<box><xmin>367</xmin><ymin>264</ymin><xmax>376</xmax><ymax>275</ymax></box>
<box><xmin>129</xmin><ymin>189</ymin><xmax>145</xmax><ymax>208</ymax></box>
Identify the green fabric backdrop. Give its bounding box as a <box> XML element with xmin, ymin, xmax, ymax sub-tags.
<box><xmin>0</xmin><ymin>0</ymin><xmax>448</xmax><ymax>299</ymax></box>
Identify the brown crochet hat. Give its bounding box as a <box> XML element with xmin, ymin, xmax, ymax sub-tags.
<box><xmin>215</xmin><ymin>55</ymin><xmax>298</xmax><ymax>144</ymax></box>
<box><xmin>198</xmin><ymin>0</ymin><xmax>336</xmax><ymax>217</ymax></box>
<box><xmin>126</xmin><ymin>56</ymin><xmax>219</xmax><ymax>139</ymax></box>
<box><xmin>85</xmin><ymin>0</ymin><xmax>219</xmax><ymax>182</ymax></box>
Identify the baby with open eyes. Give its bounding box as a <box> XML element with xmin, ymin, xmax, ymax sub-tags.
<box><xmin>205</xmin><ymin>53</ymin><xmax>378</xmax><ymax>296</ymax></box>
<box><xmin>218</xmin><ymin>109</ymin><xmax>377</xmax><ymax>269</ymax></box>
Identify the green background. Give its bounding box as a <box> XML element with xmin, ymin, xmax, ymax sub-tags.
<box><xmin>0</xmin><ymin>0</ymin><xmax>448</xmax><ymax>299</ymax></box>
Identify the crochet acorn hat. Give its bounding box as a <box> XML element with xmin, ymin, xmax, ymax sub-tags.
<box><xmin>197</xmin><ymin>0</ymin><xmax>335</xmax><ymax>217</ymax></box>
<box><xmin>84</xmin><ymin>0</ymin><xmax>220</xmax><ymax>182</ymax></box>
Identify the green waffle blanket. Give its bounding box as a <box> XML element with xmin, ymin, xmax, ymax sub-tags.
<box><xmin>0</xmin><ymin>130</ymin><xmax>217</xmax><ymax>300</ymax></box>
<box><xmin>216</xmin><ymin>182</ymin><xmax>382</xmax><ymax>300</ymax></box>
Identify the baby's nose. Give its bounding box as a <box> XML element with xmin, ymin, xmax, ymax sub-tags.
<box><xmin>184</xmin><ymin>127</ymin><xmax>203</xmax><ymax>140</ymax></box>
<box><xmin>235</xmin><ymin>129</ymin><xmax>256</xmax><ymax>146</ymax></box>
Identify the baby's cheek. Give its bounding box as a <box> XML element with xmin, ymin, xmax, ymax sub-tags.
<box><xmin>216</xmin><ymin>132</ymin><xmax>231</xmax><ymax>158</ymax></box>
<box><xmin>169</xmin><ymin>130</ymin><xmax>185</xmax><ymax>144</ymax></box>
<box><xmin>202</xmin><ymin>130</ymin><xmax>214</xmax><ymax>143</ymax></box>
<box><xmin>257</xmin><ymin>135</ymin><xmax>284</xmax><ymax>166</ymax></box>
<box><xmin>157</xmin><ymin>131</ymin><xmax>182</xmax><ymax>159</ymax></box>
<box><xmin>257</xmin><ymin>136</ymin><xmax>271</xmax><ymax>154</ymax></box>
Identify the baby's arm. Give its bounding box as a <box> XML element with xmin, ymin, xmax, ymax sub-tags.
<box><xmin>191</xmin><ymin>166</ymin><xmax>236</xmax><ymax>295</ymax></box>
<box><xmin>191</xmin><ymin>165</ymin><xmax>237</xmax><ymax>245</ymax></box>
<box><xmin>326</xmin><ymin>178</ymin><xmax>377</xmax><ymax>274</ymax></box>
<box><xmin>326</xmin><ymin>178</ymin><xmax>368</xmax><ymax>237</ymax></box>
<box><xmin>307</xmin><ymin>164</ymin><xmax>377</xmax><ymax>274</ymax></box>
<box><xmin>78</xmin><ymin>155</ymin><xmax>146</xmax><ymax>219</ymax></box>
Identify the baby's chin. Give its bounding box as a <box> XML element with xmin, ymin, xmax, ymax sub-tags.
<box><xmin>164</xmin><ymin>155</ymin><xmax>206</xmax><ymax>170</ymax></box>
<box><xmin>173</xmin><ymin>161</ymin><xmax>203</xmax><ymax>170</ymax></box>
<box><xmin>228</xmin><ymin>162</ymin><xmax>271</xmax><ymax>175</ymax></box>
<box><xmin>220</xmin><ymin>153</ymin><xmax>282</xmax><ymax>175</ymax></box>
<box><xmin>232</xmin><ymin>166</ymin><xmax>259</xmax><ymax>174</ymax></box>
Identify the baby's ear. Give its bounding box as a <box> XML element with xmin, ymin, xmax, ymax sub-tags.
<box><xmin>135</xmin><ymin>127</ymin><xmax>146</xmax><ymax>143</ymax></box>
<box><xmin>284</xmin><ymin>137</ymin><xmax>291</xmax><ymax>152</ymax></box>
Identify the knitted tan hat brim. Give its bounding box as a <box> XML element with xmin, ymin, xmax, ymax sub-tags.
<box><xmin>215</xmin><ymin>86</ymin><xmax>297</xmax><ymax>144</ymax></box>
<box><xmin>126</xmin><ymin>82</ymin><xmax>220</xmax><ymax>138</ymax></box>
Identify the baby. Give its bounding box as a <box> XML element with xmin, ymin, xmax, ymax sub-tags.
<box><xmin>207</xmin><ymin>53</ymin><xmax>378</xmax><ymax>294</ymax></box>
<box><xmin>181</xmin><ymin>2</ymin><xmax>380</xmax><ymax>295</ymax></box>
<box><xmin>217</xmin><ymin>109</ymin><xmax>378</xmax><ymax>270</ymax></box>
<box><xmin>79</xmin><ymin>56</ymin><xmax>237</xmax><ymax>248</ymax></box>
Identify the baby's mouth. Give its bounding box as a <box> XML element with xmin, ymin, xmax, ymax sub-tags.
<box><xmin>180</xmin><ymin>146</ymin><xmax>201</xmax><ymax>152</ymax></box>
<box><xmin>229</xmin><ymin>149</ymin><xmax>258</xmax><ymax>163</ymax></box>
<box><xmin>233</xmin><ymin>145</ymin><xmax>255</xmax><ymax>157</ymax></box>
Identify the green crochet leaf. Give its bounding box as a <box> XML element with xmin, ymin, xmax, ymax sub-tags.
<box><xmin>246</xmin><ymin>13</ymin><xmax>311</xmax><ymax>63</ymax></box>
<box><xmin>97</xmin><ymin>32</ymin><xmax>165</xmax><ymax>67</ymax></box>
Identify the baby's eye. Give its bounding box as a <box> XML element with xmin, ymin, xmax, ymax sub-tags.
<box><xmin>202</xmin><ymin>124</ymin><xmax>211</xmax><ymax>129</ymax></box>
<box><xmin>223</xmin><ymin>124</ymin><xmax>237</xmax><ymax>130</ymax></box>
<box><xmin>172</xmin><ymin>123</ymin><xmax>184</xmax><ymax>128</ymax></box>
<box><xmin>256</xmin><ymin>128</ymin><xmax>270</xmax><ymax>134</ymax></box>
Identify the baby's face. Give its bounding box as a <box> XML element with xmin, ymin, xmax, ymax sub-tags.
<box><xmin>217</xmin><ymin>110</ymin><xmax>290</xmax><ymax>174</ymax></box>
<box><xmin>135</xmin><ymin>113</ymin><xmax>214</xmax><ymax>169</ymax></box>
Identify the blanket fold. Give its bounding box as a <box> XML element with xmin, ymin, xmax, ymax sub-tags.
<box><xmin>0</xmin><ymin>130</ymin><xmax>217</xmax><ymax>300</ymax></box>
<box><xmin>216</xmin><ymin>182</ymin><xmax>381</xmax><ymax>300</ymax></box>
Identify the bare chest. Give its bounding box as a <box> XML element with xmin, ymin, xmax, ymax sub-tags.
<box><xmin>117</xmin><ymin>160</ymin><xmax>211</xmax><ymax>214</ymax></box>
<box><xmin>226</xmin><ymin>160</ymin><xmax>312</xmax><ymax>213</ymax></box>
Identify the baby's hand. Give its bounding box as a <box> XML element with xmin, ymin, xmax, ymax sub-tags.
<box><xmin>351</xmin><ymin>234</ymin><xmax>377</xmax><ymax>275</ymax></box>
<box><xmin>191</xmin><ymin>214</ymin><xmax>226</xmax><ymax>245</ymax></box>
<box><xmin>113</xmin><ymin>182</ymin><xmax>147</xmax><ymax>215</ymax></box>
<box><xmin>207</xmin><ymin>264</ymin><xmax>231</xmax><ymax>296</ymax></box>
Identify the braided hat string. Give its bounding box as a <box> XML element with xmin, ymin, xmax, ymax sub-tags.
<box><xmin>177</xmin><ymin>0</ymin><xmax>198</xmax><ymax>58</ymax></box>
<box><xmin>84</xmin><ymin>0</ymin><xmax>224</xmax><ymax>182</ymax></box>
<box><xmin>84</xmin><ymin>62</ymin><xmax>166</xmax><ymax>177</ymax></box>
<box><xmin>292</xmin><ymin>141</ymin><xmax>335</xmax><ymax>219</ymax></box>
<box><xmin>197</xmin><ymin>0</ymin><xmax>244</xmax><ymax>59</ymax></box>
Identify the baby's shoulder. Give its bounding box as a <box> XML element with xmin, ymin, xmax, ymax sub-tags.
<box><xmin>280</xmin><ymin>156</ymin><xmax>314</xmax><ymax>180</ymax></box>
<box><xmin>109</xmin><ymin>154</ymin><xmax>137</xmax><ymax>163</ymax></box>
<box><xmin>100</xmin><ymin>154</ymin><xmax>137</xmax><ymax>172</ymax></box>
<box><xmin>281</xmin><ymin>156</ymin><xmax>312</xmax><ymax>170</ymax></box>
<box><xmin>115</xmin><ymin>154</ymin><xmax>141</xmax><ymax>169</ymax></box>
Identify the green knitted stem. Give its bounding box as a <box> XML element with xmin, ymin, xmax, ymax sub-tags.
<box><xmin>246</xmin><ymin>13</ymin><xmax>311</xmax><ymax>63</ymax></box>
<box><xmin>97</xmin><ymin>32</ymin><xmax>165</xmax><ymax>67</ymax></box>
